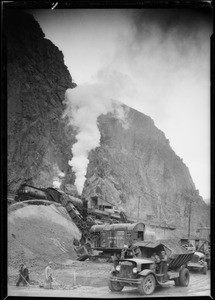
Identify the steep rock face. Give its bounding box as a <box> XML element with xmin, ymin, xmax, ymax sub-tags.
<box><xmin>5</xmin><ymin>10</ymin><xmax>76</xmax><ymax>192</ymax></box>
<box><xmin>83</xmin><ymin>110</ymin><xmax>209</xmax><ymax>236</ymax></box>
<box><xmin>6</xmin><ymin>11</ymin><xmax>209</xmax><ymax>237</ymax></box>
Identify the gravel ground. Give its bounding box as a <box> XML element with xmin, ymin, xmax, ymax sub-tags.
<box><xmin>8</xmin><ymin>270</ymin><xmax>211</xmax><ymax>298</ymax></box>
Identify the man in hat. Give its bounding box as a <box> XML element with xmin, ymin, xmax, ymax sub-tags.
<box><xmin>159</xmin><ymin>250</ymin><xmax>168</xmax><ymax>280</ymax></box>
<box><xmin>150</xmin><ymin>252</ymin><xmax>160</xmax><ymax>272</ymax></box>
<box><xmin>44</xmin><ymin>261</ymin><xmax>54</xmax><ymax>289</ymax></box>
<box><xmin>16</xmin><ymin>263</ymin><xmax>30</xmax><ymax>286</ymax></box>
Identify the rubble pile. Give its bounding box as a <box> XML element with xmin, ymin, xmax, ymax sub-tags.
<box><xmin>8</xmin><ymin>204</ymin><xmax>81</xmax><ymax>270</ymax></box>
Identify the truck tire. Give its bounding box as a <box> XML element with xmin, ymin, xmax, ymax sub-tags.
<box><xmin>108</xmin><ymin>278</ymin><xmax>124</xmax><ymax>292</ymax></box>
<box><xmin>138</xmin><ymin>274</ymin><xmax>156</xmax><ymax>295</ymax></box>
<box><xmin>179</xmin><ymin>268</ymin><xmax>190</xmax><ymax>286</ymax></box>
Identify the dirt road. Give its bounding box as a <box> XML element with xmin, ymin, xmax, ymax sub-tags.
<box><xmin>8</xmin><ymin>270</ymin><xmax>211</xmax><ymax>298</ymax></box>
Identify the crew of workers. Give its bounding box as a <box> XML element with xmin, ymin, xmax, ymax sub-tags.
<box><xmin>16</xmin><ymin>261</ymin><xmax>55</xmax><ymax>289</ymax></box>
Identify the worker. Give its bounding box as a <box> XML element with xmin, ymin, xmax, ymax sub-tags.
<box><xmin>121</xmin><ymin>245</ymin><xmax>128</xmax><ymax>259</ymax></box>
<box><xmin>151</xmin><ymin>252</ymin><xmax>160</xmax><ymax>263</ymax></box>
<box><xmin>159</xmin><ymin>250</ymin><xmax>168</xmax><ymax>276</ymax></box>
<box><xmin>112</xmin><ymin>252</ymin><xmax>120</xmax><ymax>268</ymax></box>
<box><xmin>134</xmin><ymin>246</ymin><xmax>141</xmax><ymax>258</ymax></box>
<box><xmin>150</xmin><ymin>252</ymin><xmax>160</xmax><ymax>272</ymax></box>
<box><xmin>44</xmin><ymin>261</ymin><xmax>54</xmax><ymax>289</ymax></box>
<box><xmin>195</xmin><ymin>240</ymin><xmax>200</xmax><ymax>251</ymax></box>
<box><xmin>125</xmin><ymin>242</ymin><xmax>134</xmax><ymax>258</ymax></box>
<box><xmin>16</xmin><ymin>263</ymin><xmax>30</xmax><ymax>286</ymax></box>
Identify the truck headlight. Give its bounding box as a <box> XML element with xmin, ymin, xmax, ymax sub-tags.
<box><xmin>116</xmin><ymin>265</ymin><xmax>121</xmax><ymax>271</ymax></box>
<box><xmin>133</xmin><ymin>267</ymin><xmax>138</xmax><ymax>274</ymax></box>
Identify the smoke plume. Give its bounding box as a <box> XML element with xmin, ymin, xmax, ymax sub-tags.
<box><xmin>33</xmin><ymin>9</ymin><xmax>211</xmax><ymax>198</ymax></box>
<box><xmin>63</xmin><ymin>84</ymin><xmax>129</xmax><ymax>195</ymax></box>
<box><xmin>52</xmin><ymin>164</ymin><xmax>65</xmax><ymax>189</ymax></box>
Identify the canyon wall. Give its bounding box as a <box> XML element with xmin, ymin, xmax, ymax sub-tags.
<box><xmin>5</xmin><ymin>10</ymin><xmax>209</xmax><ymax>238</ymax></box>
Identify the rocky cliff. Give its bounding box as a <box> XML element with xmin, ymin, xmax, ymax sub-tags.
<box><xmin>5</xmin><ymin>10</ymin><xmax>209</xmax><ymax>237</ymax></box>
<box><xmin>6</xmin><ymin>10</ymin><xmax>77</xmax><ymax>191</ymax></box>
<box><xmin>83</xmin><ymin>110</ymin><xmax>209</xmax><ymax>237</ymax></box>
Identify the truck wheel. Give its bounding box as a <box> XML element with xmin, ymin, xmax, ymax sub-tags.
<box><xmin>108</xmin><ymin>278</ymin><xmax>124</xmax><ymax>292</ymax></box>
<box><xmin>179</xmin><ymin>268</ymin><xmax>190</xmax><ymax>286</ymax></box>
<box><xmin>138</xmin><ymin>274</ymin><xmax>156</xmax><ymax>295</ymax></box>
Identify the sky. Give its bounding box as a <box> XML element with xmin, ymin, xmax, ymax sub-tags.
<box><xmin>31</xmin><ymin>8</ymin><xmax>212</xmax><ymax>200</ymax></box>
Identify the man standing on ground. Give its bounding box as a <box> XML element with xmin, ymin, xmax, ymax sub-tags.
<box><xmin>16</xmin><ymin>263</ymin><xmax>30</xmax><ymax>286</ymax></box>
<box><xmin>159</xmin><ymin>250</ymin><xmax>168</xmax><ymax>280</ymax></box>
<box><xmin>44</xmin><ymin>261</ymin><xmax>54</xmax><ymax>289</ymax></box>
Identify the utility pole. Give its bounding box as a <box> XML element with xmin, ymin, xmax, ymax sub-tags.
<box><xmin>137</xmin><ymin>196</ymin><xmax>141</xmax><ymax>221</ymax></box>
<box><xmin>159</xmin><ymin>196</ymin><xmax>162</xmax><ymax>226</ymax></box>
<box><xmin>188</xmin><ymin>201</ymin><xmax>192</xmax><ymax>237</ymax></box>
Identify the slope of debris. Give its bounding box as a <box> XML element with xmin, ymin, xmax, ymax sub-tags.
<box><xmin>8</xmin><ymin>204</ymin><xmax>81</xmax><ymax>269</ymax></box>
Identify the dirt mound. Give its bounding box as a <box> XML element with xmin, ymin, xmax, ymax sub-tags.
<box><xmin>8</xmin><ymin>204</ymin><xmax>81</xmax><ymax>269</ymax></box>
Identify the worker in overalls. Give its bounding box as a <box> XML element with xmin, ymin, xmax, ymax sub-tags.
<box><xmin>159</xmin><ymin>250</ymin><xmax>168</xmax><ymax>281</ymax></box>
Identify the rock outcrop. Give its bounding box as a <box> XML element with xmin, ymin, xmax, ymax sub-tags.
<box><xmin>83</xmin><ymin>111</ymin><xmax>210</xmax><ymax>237</ymax></box>
<box><xmin>5</xmin><ymin>10</ymin><xmax>76</xmax><ymax>191</ymax></box>
<box><xmin>6</xmin><ymin>10</ymin><xmax>209</xmax><ymax>237</ymax></box>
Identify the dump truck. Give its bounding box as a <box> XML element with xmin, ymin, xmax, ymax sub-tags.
<box><xmin>108</xmin><ymin>239</ymin><xmax>194</xmax><ymax>295</ymax></box>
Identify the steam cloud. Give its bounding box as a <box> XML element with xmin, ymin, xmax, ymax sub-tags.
<box><xmin>63</xmin><ymin>84</ymin><xmax>129</xmax><ymax>195</ymax></box>
<box><xmin>33</xmin><ymin>9</ymin><xmax>211</xmax><ymax>198</ymax></box>
<box><xmin>52</xmin><ymin>164</ymin><xmax>65</xmax><ymax>188</ymax></box>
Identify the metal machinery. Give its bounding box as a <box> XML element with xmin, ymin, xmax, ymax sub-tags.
<box><xmin>14</xmin><ymin>184</ymin><xmax>93</xmax><ymax>243</ymax></box>
<box><xmin>89</xmin><ymin>222</ymin><xmax>150</xmax><ymax>258</ymax></box>
<box><xmin>187</xmin><ymin>251</ymin><xmax>207</xmax><ymax>274</ymax></box>
<box><xmin>13</xmin><ymin>184</ymin><xmax>131</xmax><ymax>260</ymax></box>
<box><xmin>15</xmin><ymin>184</ymin><xmax>126</xmax><ymax>225</ymax></box>
<box><xmin>180</xmin><ymin>237</ymin><xmax>210</xmax><ymax>269</ymax></box>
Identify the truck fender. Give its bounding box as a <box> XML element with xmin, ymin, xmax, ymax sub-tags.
<box><xmin>138</xmin><ymin>270</ymin><xmax>158</xmax><ymax>284</ymax></box>
<box><xmin>138</xmin><ymin>269</ymin><xmax>155</xmax><ymax>277</ymax></box>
